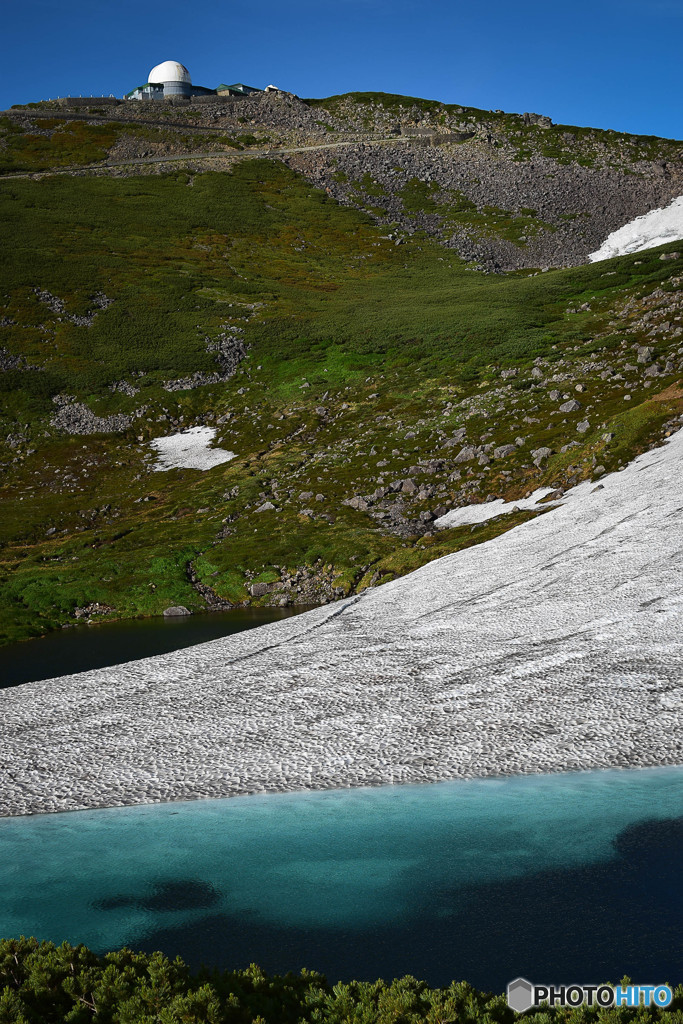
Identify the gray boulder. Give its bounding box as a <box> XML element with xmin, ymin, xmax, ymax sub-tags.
<box><xmin>163</xmin><ymin>606</ymin><xmax>191</xmax><ymax>617</ymax></box>
<box><xmin>442</xmin><ymin>427</ymin><xmax>467</xmax><ymax>448</ymax></box>
<box><xmin>493</xmin><ymin>444</ymin><xmax>518</xmax><ymax>459</ymax></box>
<box><xmin>454</xmin><ymin>445</ymin><xmax>478</xmax><ymax>463</ymax></box>
<box><xmin>531</xmin><ymin>447</ymin><xmax>553</xmax><ymax>467</ymax></box>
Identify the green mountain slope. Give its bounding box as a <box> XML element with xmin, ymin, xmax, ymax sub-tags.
<box><xmin>1</xmin><ymin>154</ymin><xmax>683</xmax><ymax>646</ymax></box>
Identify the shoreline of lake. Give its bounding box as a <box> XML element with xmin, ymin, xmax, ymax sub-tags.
<box><xmin>2</xmin><ymin>606</ymin><xmax>306</xmax><ymax>690</ymax></box>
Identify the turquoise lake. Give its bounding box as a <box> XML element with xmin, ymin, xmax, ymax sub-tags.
<box><xmin>1</xmin><ymin>767</ymin><xmax>681</xmax><ymax>991</ymax></box>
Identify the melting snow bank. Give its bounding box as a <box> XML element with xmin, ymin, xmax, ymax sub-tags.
<box><xmin>2</xmin><ymin>434</ymin><xmax>683</xmax><ymax>816</ymax></box>
<box><xmin>589</xmin><ymin>195</ymin><xmax>683</xmax><ymax>261</ymax></box>
<box><xmin>435</xmin><ymin>486</ymin><xmax>559</xmax><ymax>528</ymax></box>
<box><xmin>150</xmin><ymin>426</ymin><xmax>236</xmax><ymax>471</ymax></box>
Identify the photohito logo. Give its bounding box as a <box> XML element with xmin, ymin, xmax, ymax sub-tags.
<box><xmin>506</xmin><ymin>978</ymin><xmax>673</xmax><ymax>1013</ymax></box>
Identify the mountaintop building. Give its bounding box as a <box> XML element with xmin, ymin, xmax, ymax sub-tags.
<box><xmin>125</xmin><ymin>62</ymin><xmax>263</xmax><ymax>101</ymax></box>
<box><xmin>216</xmin><ymin>83</ymin><xmax>263</xmax><ymax>97</ymax></box>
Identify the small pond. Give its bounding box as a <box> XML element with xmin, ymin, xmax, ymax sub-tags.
<box><xmin>1</xmin><ymin>607</ymin><xmax>302</xmax><ymax>688</ymax></box>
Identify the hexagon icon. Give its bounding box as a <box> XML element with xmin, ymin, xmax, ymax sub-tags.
<box><xmin>507</xmin><ymin>978</ymin><xmax>535</xmax><ymax>1013</ymax></box>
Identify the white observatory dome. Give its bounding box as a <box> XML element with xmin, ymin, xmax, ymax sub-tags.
<box><xmin>148</xmin><ymin>60</ymin><xmax>192</xmax><ymax>85</ymax></box>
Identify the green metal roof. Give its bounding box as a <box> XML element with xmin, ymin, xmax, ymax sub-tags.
<box><xmin>216</xmin><ymin>83</ymin><xmax>261</xmax><ymax>92</ymax></box>
<box><xmin>124</xmin><ymin>82</ymin><xmax>163</xmax><ymax>97</ymax></box>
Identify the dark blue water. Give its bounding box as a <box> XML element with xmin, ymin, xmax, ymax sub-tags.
<box><xmin>1</xmin><ymin>768</ymin><xmax>681</xmax><ymax>991</ymax></box>
<box><xmin>1</xmin><ymin>608</ymin><xmax>302</xmax><ymax>688</ymax></box>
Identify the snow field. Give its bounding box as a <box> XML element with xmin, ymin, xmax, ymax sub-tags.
<box><xmin>1</xmin><ymin>431</ymin><xmax>682</xmax><ymax>816</ymax></box>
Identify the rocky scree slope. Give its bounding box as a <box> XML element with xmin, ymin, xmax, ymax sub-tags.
<box><xmin>292</xmin><ymin>93</ymin><xmax>683</xmax><ymax>271</ymax></box>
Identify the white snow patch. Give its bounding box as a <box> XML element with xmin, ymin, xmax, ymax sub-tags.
<box><xmin>589</xmin><ymin>195</ymin><xmax>683</xmax><ymax>262</ymax></box>
<box><xmin>435</xmin><ymin>487</ymin><xmax>559</xmax><ymax>528</ymax></box>
<box><xmin>150</xmin><ymin>426</ymin><xmax>236</xmax><ymax>471</ymax></box>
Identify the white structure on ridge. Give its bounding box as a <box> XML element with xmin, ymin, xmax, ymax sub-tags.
<box><xmin>126</xmin><ymin>60</ymin><xmax>216</xmax><ymax>101</ymax></box>
<box><xmin>148</xmin><ymin>61</ymin><xmax>192</xmax><ymax>91</ymax></box>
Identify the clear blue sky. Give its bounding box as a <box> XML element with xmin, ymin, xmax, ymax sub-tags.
<box><xmin>3</xmin><ymin>0</ymin><xmax>681</xmax><ymax>139</ymax></box>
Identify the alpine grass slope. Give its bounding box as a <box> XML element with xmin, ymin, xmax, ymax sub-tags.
<box><xmin>1</xmin><ymin>91</ymin><xmax>683</xmax><ymax>646</ymax></box>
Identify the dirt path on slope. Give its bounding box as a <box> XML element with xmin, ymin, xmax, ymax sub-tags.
<box><xmin>0</xmin><ymin>137</ymin><xmax>415</xmax><ymax>181</ymax></box>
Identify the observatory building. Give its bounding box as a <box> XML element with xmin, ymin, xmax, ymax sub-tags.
<box><xmin>125</xmin><ymin>61</ymin><xmax>262</xmax><ymax>101</ymax></box>
<box><xmin>147</xmin><ymin>60</ymin><xmax>194</xmax><ymax>98</ymax></box>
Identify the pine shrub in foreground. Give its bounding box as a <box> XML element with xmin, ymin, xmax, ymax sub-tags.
<box><xmin>1</xmin><ymin>938</ymin><xmax>682</xmax><ymax>1024</ymax></box>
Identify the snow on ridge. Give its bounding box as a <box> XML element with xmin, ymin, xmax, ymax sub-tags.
<box><xmin>150</xmin><ymin>426</ymin><xmax>236</xmax><ymax>471</ymax></box>
<box><xmin>589</xmin><ymin>195</ymin><xmax>683</xmax><ymax>262</ymax></box>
